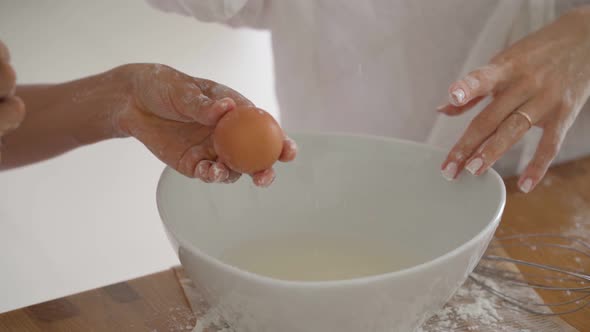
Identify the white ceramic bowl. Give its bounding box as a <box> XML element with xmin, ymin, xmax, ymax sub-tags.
<box><xmin>157</xmin><ymin>133</ymin><xmax>506</xmax><ymax>332</ymax></box>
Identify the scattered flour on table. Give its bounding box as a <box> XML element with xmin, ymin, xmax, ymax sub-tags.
<box><xmin>188</xmin><ymin>286</ymin><xmax>234</xmax><ymax>332</ymax></box>
<box><xmin>192</xmin><ymin>311</ymin><xmax>234</xmax><ymax>332</ymax></box>
<box><xmin>418</xmin><ymin>277</ymin><xmax>506</xmax><ymax>332</ymax></box>
<box><xmin>565</xmin><ymin>213</ymin><xmax>590</xmax><ymax>239</ymax></box>
<box><xmin>417</xmin><ymin>269</ymin><xmax>562</xmax><ymax>332</ymax></box>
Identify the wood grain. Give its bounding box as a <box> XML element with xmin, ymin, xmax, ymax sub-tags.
<box><xmin>1</xmin><ymin>157</ymin><xmax>590</xmax><ymax>331</ymax></box>
<box><xmin>0</xmin><ymin>270</ymin><xmax>195</xmax><ymax>332</ymax></box>
<box><xmin>497</xmin><ymin>158</ymin><xmax>590</xmax><ymax>331</ymax></box>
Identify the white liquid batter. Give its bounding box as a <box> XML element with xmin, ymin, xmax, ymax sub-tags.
<box><xmin>221</xmin><ymin>233</ymin><xmax>415</xmax><ymax>282</ymax></box>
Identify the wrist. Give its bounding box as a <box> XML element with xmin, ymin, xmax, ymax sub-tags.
<box><xmin>108</xmin><ymin>63</ymin><xmax>151</xmax><ymax>139</ymax></box>
<box><xmin>94</xmin><ymin>65</ymin><xmax>135</xmax><ymax>140</ymax></box>
<box><xmin>66</xmin><ymin>65</ymin><xmax>135</xmax><ymax>143</ymax></box>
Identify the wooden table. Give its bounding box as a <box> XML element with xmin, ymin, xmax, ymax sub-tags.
<box><xmin>2</xmin><ymin>157</ymin><xmax>590</xmax><ymax>331</ymax></box>
<box><xmin>495</xmin><ymin>157</ymin><xmax>590</xmax><ymax>331</ymax></box>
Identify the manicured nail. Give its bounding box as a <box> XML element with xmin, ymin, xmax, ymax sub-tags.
<box><xmin>466</xmin><ymin>158</ymin><xmax>484</xmax><ymax>175</ymax></box>
<box><xmin>450</xmin><ymin>88</ymin><xmax>466</xmax><ymax>106</ymax></box>
<box><xmin>441</xmin><ymin>162</ymin><xmax>458</xmax><ymax>181</ymax></box>
<box><xmin>520</xmin><ymin>178</ymin><xmax>533</xmax><ymax>193</ymax></box>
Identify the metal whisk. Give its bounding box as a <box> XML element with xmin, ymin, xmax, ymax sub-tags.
<box><xmin>470</xmin><ymin>233</ymin><xmax>590</xmax><ymax>316</ymax></box>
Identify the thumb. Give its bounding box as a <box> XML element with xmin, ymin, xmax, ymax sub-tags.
<box><xmin>171</xmin><ymin>82</ymin><xmax>236</xmax><ymax>126</ymax></box>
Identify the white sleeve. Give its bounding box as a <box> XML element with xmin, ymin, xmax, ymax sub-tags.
<box><xmin>146</xmin><ymin>0</ymin><xmax>270</xmax><ymax>29</ymax></box>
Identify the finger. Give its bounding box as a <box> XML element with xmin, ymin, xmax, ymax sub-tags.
<box><xmin>252</xmin><ymin>168</ymin><xmax>276</xmax><ymax>188</ymax></box>
<box><xmin>448</xmin><ymin>64</ymin><xmax>512</xmax><ymax>106</ymax></box>
<box><xmin>196</xmin><ymin>160</ymin><xmax>237</xmax><ymax>184</ymax></box>
<box><xmin>171</xmin><ymin>80</ymin><xmax>236</xmax><ymax>125</ymax></box>
<box><xmin>0</xmin><ymin>62</ymin><xmax>16</xmax><ymax>98</ymax></box>
<box><xmin>176</xmin><ymin>141</ymin><xmax>217</xmax><ymax>179</ymax></box>
<box><xmin>0</xmin><ymin>41</ymin><xmax>10</xmax><ymax>63</ymax></box>
<box><xmin>279</xmin><ymin>136</ymin><xmax>297</xmax><ymax>162</ymax></box>
<box><xmin>0</xmin><ymin>40</ymin><xmax>15</xmax><ymax>98</ymax></box>
<box><xmin>194</xmin><ymin>160</ymin><xmax>214</xmax><ymax>183</ymax></box>
<box><xmin>224</xmin><ymin>170</ymin><xmax>241</xmax><ymax>184</ymax></box>
<box><xmin>206</xmin><ymin>161</ymin><xmax>230</xmax><ymax>183</ymax></box>
<box><xmin>518</xmin><ymin>124</ymin><xmax>565</xmax><ymax>193</ymax></box>
<box><xmin>0</xmin><ymin>96</ymin><xmax>26</xmax><ymax>135</ymax></box>
<box><xmin>197</xmin><ymin>79</ymin><xmax>254</xmax><ymax>107</ymax></box>
<box><xmin>437</xmin><ymin>96</ymin><xmax>485</xmax><ymax>116</ymax></box>
<box><xmin>199</xmin><ymin>97</ymin><xmax>235</xmax><ymax>126</ymax></box>
<box><xmin>441</xmin><ymin>81</ymin><xmax>533</xmax><ymax>180</ymax></box>
<box><xmin>463</xmin><ymin>105</ymin><xmax>537</xmax><ymax>176</ymax></box>
<box><xmin>135</xmin><ymin>65</ymin><xmax>236</xmax><ymax>125</ymax></box>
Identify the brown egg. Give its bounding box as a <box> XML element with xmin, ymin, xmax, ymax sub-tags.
<box><xmin>213</xmin><ymin>106</ymin><xmax>284</xmax><ymax>174</ymax></box>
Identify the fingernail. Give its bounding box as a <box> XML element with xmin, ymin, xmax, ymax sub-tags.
<box><xmin>220</xmin><ymin>98</ymin><xmax>233</xmax><ymax>111</ymax></box>
<box><xmin>441</xmin><ymin>162</ymin><xmax>458</xmax><ymax>181</ymax></box>
<box><xmin>282</xmin><ymin>137</ymin><xmax>298</xmax><ymax>160</ymax></box>
<box><xmin>210</xmin><ymin>163</ymin><xmax>227</xmax><ymax>182</ymax></box>
<box><xmin>195</xmin><ymin>160</ymin><xmax>212</xmax><ymax>179</ymax></box>
<box><xmin>256</xmin><ymin>172</ymin><xmax>275</xmax><ymax>188</ymax></box>
<box><xmin>520</xmin><ymin>178</ymin><xmax>533</xmax><ymax>193</ymax></box>
<box><xmin>449</xmin><ymin>88</ymin><xmax>466</xmax><ymax>106</ymax></box>
<box><xmin>263</xmin><ymin>174</ymin><xmax>276</xmax><ymax>187</ymax></box>
<box><xmin>466</xmin><ymin>158</ymin><xmax>484</xmax><ymax>175</ymax></box>
<box><xmin>285</xmin><ymin>136</ymin><xmax>296</xmax><ymax>147</ymax></box>
<box><xmin>436</xmin><ymin>104</ymin><xmax>448</xmax><ymax>112</ymax></box>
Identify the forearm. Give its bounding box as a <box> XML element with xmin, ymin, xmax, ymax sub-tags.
<box><xmin>0</xmin><ymin>67</ymin><xmax>131</xmax><ymax>169</ymax></box>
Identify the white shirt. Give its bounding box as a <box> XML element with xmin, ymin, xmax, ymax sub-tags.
<box><xmin>149</xmin><ymin>0</ymin><xmax>590</xmax><ymax>176</ymax></box>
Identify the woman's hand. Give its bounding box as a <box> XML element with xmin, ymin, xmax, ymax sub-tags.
<box><xmin>439</xmin><ymin>6</ymin><xmax>590</xmax><ymax>193</ymax></box>
<box><xmin>116</xmin><ymin>64</ymin><xmax>297</xmax><ymax>187</ymax></box>
<box><xmin>0</xmin><ymin>41</ymin><xmax>25</xmax><ymax>162</ymax></box>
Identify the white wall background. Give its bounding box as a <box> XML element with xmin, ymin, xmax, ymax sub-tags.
<box><xmin>0</xmin><ymin>0</ymin><xmax>277</xmax><ymax>313</ymax></box>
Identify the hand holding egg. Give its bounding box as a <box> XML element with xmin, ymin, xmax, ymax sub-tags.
<box><xmin>213</xmin><ymin>106</ymin><xmax>296</xmax><ymax>186</ymax></box>
<box><xmin>116</xmin><ymin>63</ymin><xmax>296</xmax><ymax>187</ymax></box>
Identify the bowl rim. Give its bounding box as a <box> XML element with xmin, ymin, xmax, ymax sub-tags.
<box><xmin>156</xmin><ymin>132</ymin><xmax>506</xmax><ymax>288</ymax></box>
